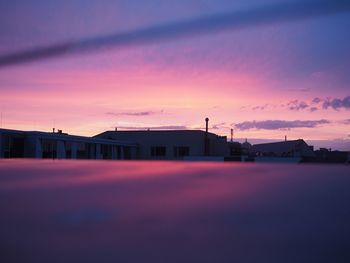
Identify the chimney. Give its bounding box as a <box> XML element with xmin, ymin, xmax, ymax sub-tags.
<box><xmin>231</xmin><ymin>128</ymin><xmax>233</xmax><ymax>142</ymax></box>
<box><xmin>204</xmin><ymin>118</ymin><xmax>209</xmax><ymax>156</ymax></box>
<box><xmin>285</xmin><ymin>135</ymin><xmax>287</xmax><ymax>142</ymax></box>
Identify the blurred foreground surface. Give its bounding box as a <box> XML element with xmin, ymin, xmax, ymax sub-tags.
<box><xmin>0</xmin><ymin>160</ymin><xmax>349</xmax><ymax>263</ymax></box>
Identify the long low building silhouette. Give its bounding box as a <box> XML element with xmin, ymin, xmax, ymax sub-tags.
<box><xmin>0</xmin><ymin>127</ymin><xmax>238</xmax><ymax>160</ymax></box>
<box><xmin>3</xmin><ymin>127</ymin><xmax>346</xmax><ymax>163</ymax></box>
<box><xmin>0</xmin><ymin>128</ymin><xmax>137</xmax><ymax>159</ymax></box>
<box><xmin>95</xmin><ymin>130</ymin><xmax>231</xmax><ymax>160</ymax></box>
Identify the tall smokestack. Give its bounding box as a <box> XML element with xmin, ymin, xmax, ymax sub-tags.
<box><xmin>285</xmin><ymin>135</ymin><xmax>287</xmax><ymax>142</ymax></box>
<box><xmin>231</xmin><ymin>128</ymin><xmax>233</xmax><ymax>142</ymax></box>
<box><xmin>204</xmin><ymin>117</ymin><xmax>209</xmax><ymax>156</ymax></box>
<box><xmin>205</xmin><ymin>117</ymin><xmax>209</xmax><ymax>133</ymax></box>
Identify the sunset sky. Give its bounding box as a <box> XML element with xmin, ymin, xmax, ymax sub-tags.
<box><xmin>0</xmin><ymin>0</ymin><xmax>349</xmax><ymax>150</ymax></box>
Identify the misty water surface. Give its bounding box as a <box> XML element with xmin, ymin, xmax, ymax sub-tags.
<box><xmin>0</xmin><ymin>160</ymin><xmax>349</xmax><ymax>262</ymax></box>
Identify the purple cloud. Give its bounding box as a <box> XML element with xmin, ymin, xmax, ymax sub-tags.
<box><xmin>114</xmin><ymin>125</ymin><xmax>187</xmax><ymax>130</ymax></box>
<box><xmin>287</xmin><ymin>100</ymin><xmax>309</xmax><ymax>111</ymax></box>
<box><xmin>322</xmin><ymin>96</ymin><xmax>350</xmax><ymax>110</ymax></box>
<box><xmin>250</xmin><ymin>96</ymin><xmax>350</xmax><ymax>113</ymax></box>
<box><xmin>106</xmin><ymin>110</ymin><xmax>163</xmax><ymax>116</ymax></box>
<box><xmin>312</xmin><ymin>97</ymin><xmax>322</xmax><ymax>104</ymax></box>
<box><xmin>211</xmin><ymin>122</ymin><xmax>227</xmax><ymax>130</ymax></box>
<box><xmin>286</xmin><ymin>87</ymin><xmax>311</xmax><ymax>92</ymax></box>
<box><xmin>234</xmin><ymin>119</ymin><xmax>330</xmax><ymax>131</ymax></box>
<box><xmin>342</xmin><ymin>119</ymin><xmax>350</xmax><ymax>125</ymax></box>
<box><xmin>252</xmin><ymin>104</ymin><xmax>270</xmax><ymax>111</ymax></box>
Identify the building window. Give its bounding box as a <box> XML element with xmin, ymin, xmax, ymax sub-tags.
<box><xmin>77</xmin><ymin>142</ymin><xmax>89</xmax><ymax>159</ymax></box>
<box><xmin>123</xmin><ymin>147</ymin><xmax>131</xmax><ymax>160</ymax></box>
<box><xmin>174</xmin><ymin>146</ymin><xmax>190</xmax><ymax>157</ymax></box>
<box><xmin>2</xmin><ymin>134</ymin><xmax>25</xmax><ymax>158</ymax></box>
<box><xmin>65</xmin><ymin>142</ymin><xmax>72</xmax><ymax>158</ymax></box>
<box><xmin>151</xmin><ymin>146</ymin><xmax>166</xmax><ymax>157</ymax></box>
<box><xmin>101</xmin><ymin>144</ymin><xmax>112</xmax><ymax>159</ymax></box>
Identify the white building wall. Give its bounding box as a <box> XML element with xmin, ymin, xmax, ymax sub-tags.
<box><xmin>35</xmin><ymin>138</ymin><xmax>42</xmax><ymax>158</ymax></box>
<box><xmin>96</xmin><ymin>144</ymin><xmax>102</xmax><ymax>159</ymax></box>
<box><xmin>0</xmin><ymin>128</ymin><xmax>138</xmax><ymax>160</ymax></box>
<box><xmin>111</xmin><ymin>145</ymin><xmax>117</xmax><ymax>160</ymax></box>
<box><xmin>56</xmin><ymin>141</ymin><xmax>66</xmax><ymax>159</ymax></box>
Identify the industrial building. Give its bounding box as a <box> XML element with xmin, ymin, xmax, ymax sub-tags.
<box><xmin>95</xmin><ymin>130</ymin><xmax>231</xmax><ymax>160</ymax></box>
<box><xmin>251</xmin><ymin>139</ymin><xmax>315</xmax><ymax>159</ymax></box>
<box><xmin>94</xmin><ymin>117</ymin><xmax>234</xmax><ymax>160</ymax></box>
<box><xmin>2</xmin><ymin>125</ymin><xmax>325</xmax><ymax>163</ymax></box>
<box><xmin>0</xmin><ymin>128</ymin><xmax>137</xmax><ymax>159</ymax></box>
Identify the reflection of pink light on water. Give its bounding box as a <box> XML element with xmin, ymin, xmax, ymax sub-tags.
<box><xmin>0</xmin><ymin>160</ymin><xmax>349</xmax><ymax>262</ymax></box>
